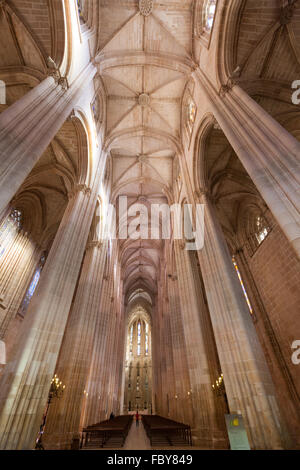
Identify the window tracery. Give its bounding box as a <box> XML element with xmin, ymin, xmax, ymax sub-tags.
<box><xmin>19</xmin><ymin>253</ymin><xmax>46</xmax><ymax>317</ymax></box>
<box><xmin>76</xmin><ymin>0</ymin><xmax>85</xmax><ymax>24</ymax></box>
<box><xmin>0</xmin><ymin>209</ymin><xmax>23</xmax><ymax>258</ymax></box>
<box><xmin>183</xmin><ymin>80</ymin><xmax>197</xmax><ymax>145</ymax></box>
<box><xmin>145</xmin><ymin>322</ymin><xmax>149</xmax><ymax>356</ymax></box>
<box><xmin>137</xmin><ymin>321</ymin><xmax>141</xmax><ymax>356</ymax></box>
<box><xmin>255</xmin><ymin>215</ymin><xmax>270</xmax><ymax>245</ymax></box>
<box><xmin>245</xmin><ymin>212</ymin><xmax>271</xmax><ymax>255</ymax></box>
<box><xmin>232</xmin><ymin>257</ymin><xmax>253</xmax><ymax>315</ymax></box>
<box><xmin>203</xmin><ymin>0</ymin><xmax>217</xmax><ymax>33</ymax></box>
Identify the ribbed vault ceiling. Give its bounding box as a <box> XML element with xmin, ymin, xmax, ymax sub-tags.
<box><xmin>95</xmin><ymin>0</ymin><xmax>194</xmax><ymax>303</ymax></box>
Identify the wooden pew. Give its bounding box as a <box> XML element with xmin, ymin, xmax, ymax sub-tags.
<box><xmin>142</xmin><ymin>415</ymin><xmax>192</xmax><ymax>447</ymax></box>
<box><xmin>81</xmin><ymin>415</ymin><xmax>133</xmax><ymax>448</ymax></box>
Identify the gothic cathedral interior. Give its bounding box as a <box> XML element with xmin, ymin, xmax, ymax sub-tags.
<box><xmin>0</xmin><ymin>0</ymin><xmax>299</xmax><ymax>451</ymax></box>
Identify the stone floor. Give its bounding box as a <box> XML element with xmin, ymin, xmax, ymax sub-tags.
<box><xmin>123</xmin><ymin>421</ymin><xmax>151</xmax><ymax>450</ymax></box>
<box><xmin>96</xmin><ymin>420</ymin><xmax>199</xmax><ymax>450</ymax></box>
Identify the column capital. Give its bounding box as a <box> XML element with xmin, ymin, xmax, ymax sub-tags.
<box><xmin>68</xmin><ymin>184</ymin><xmax>92</xmax><ymax>200</ymax></box>
<box><xmin>0</xmin><ymin>295</ymin><xmax>7</xmax><ymax>311</ymax></box>
<box><xmin>219</xmin><ymin>78</ymin><xmax>238</xmax><ymax>98</ymax></box>
<box><xmin>46</xmin><ymin>57</ymin><xmax>69</xmax><ymax>90</ymax></box>
<box><xmin>280</xmin><ymin>2</ymin><xmax>296</xmax><ymax>25</ymax></box>
<box><xmin>233</xmin><ymin>246</ymin><xmax>244</xmax><ymax>256</ymax></box>
<box><xmin>67</xmin><ymin>110</ymin><xmax>76</xmax><ymax>122</ymax></box>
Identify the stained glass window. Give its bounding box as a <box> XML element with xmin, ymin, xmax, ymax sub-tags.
<box><xmin>204</xmin><ymin>0</ymin><xmax>217</xmax><ymax>32</ymax></box>
<box><xmin>186</xmin><ymin>96</ymin><xmax>197</xmax><ymax>139</ymax></box>
<box><xmin>255</xmin><ymin>215</ymin><xmax>269</xmax><ymax>245</ymax></box>
<box><xmin>232</xmin><ymin>257</ymin><xmax>253</xmax><ymax>315</ymax></box>
<box><xmin>145</xmin><ymin>322</ymin><xmax>149</xmax><ymax>356</ymax></box>
<box><xmin>76</xmin><ymin>0</ymin><xmax>85</xmax><ymax>24</ymax></box>
<box><xmin>19</xmin><ymin>254</ymin><xmax>46</xmax><ymax>316</ymax></box>
<box><xmin>188</xmin><ymin>100</ymin><xmax>196</xmax><ymax>126</ymax></box>
<box><xmin>10</xmin><ymin>209</ymin><xmax>22</xmax><ymax>229</ymax></box>
<box><xmin>137</xmin><ymin>322</ymin><xmax>141</xmax><ymax>356</ymax></box>
<box><xmin>130</xmin><ymin>324</ymin><xmax>133</xmax><ymax>355</ymax></box>
<box><xmin>92</xmin><ymin>96</ymin><xmax>100</xmax><ymax>124</ymax></box>
<box><xmin>0</xmin><ymin>209</ymin><xmax>22</xmax><ymax>258</ymax></box>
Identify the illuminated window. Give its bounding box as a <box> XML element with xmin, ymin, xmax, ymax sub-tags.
<box><xmin>232</xmin><ymin>257</ymin><xmax>253</xmax><ymax>315</ymax></box>
<box><xmin>76</xmin><ymin>0</ymin><xmax>85</xmax><ymax>24</ymax></box>
<box><xmin>0</xmin><ymin>209</ymin><xmax>22</xmax><ymax>258</ymax></box>
<box><xmin>204</xmin><ymin>0</ymin><xmax>217</xmax><ymax>32</ymax></box>
<box><xmin>10</xmin><ymin>209</ymin><xmax>22</xmax><ymax>230</ymax></box>
<box><xmin>137</xmin><ymin>322</ymin><xmax>141</xmax><ymax>356</ymax></box>
<box><xmin>92</xmin><ymin>96</ymin><xmax>100</xmax><ymax>124</ymax></box>
<box><xmin>145</xmin><ymin>322</ymin><xmax>149</xmax><ymax>356</ymax></box>
<box><xmin>186</xmin><ymin>96</ymin><xmax>197</xmax><ymax>136</ymax></box>
<box><xmin>188</xmin><ymin>100</ymin><xmax>196</xmax><ymax>126</ymax></box>
<box><xmin>19</xmin><ymin>254</ymin><xmax>46</xmax><ymax>316</ymax></box>
<box><xmin>255</xmin><ymin>215</ymin><xmax>269</xmax><ymax>245</ymax></box>
<box><xmin>130</xmin><ymin>325</ymin><xmax>133</xmax><ymax>355</ymax></box>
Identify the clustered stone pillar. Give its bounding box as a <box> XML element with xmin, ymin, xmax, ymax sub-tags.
<box><xmin>151</xmin><ymin>295</ymin><xmax>163</xmax><ymax>415</ymax></box>
<box><xmin>156</xmin><ymin>281</ymin><xmax>169</xmax><ymax>417</ymax></box>
<box><xmin>0</xmin><ymin>64</ymin><xmax>96</xmax><ymax>217</ymax></box>
<box><xmin>0</xmin><ymin>231</ymin><xmax>40</xmax><ymax>340</ymax></box>
<box><xmin>83</xmin><ymin>260</ymin><xmax>116</xmax><ymax>426</ymax></box>
<box><xmin>196</xmin><ymin>70</ymin><xmax>300</xmax><ymax>258</ymax></box>
<box><xmin>233</xmin><ymin>246</ymin><xmax>300</xmax><ymax>447</ymax></box>
<box><xmin>173</xmin><ymin>240</ymin><xmax>222</xmax><ymax>448</ymax></box>
<box><xmin>0</xmin><ymin>182</ymin><xmax>98</xmax><ymax>450</ymax></box>
<box><xmin>167</xmin><ymin>275</ymin><xmax>193</xmax><ymax>426</ymax></box>
<box><xmin>42</xmin><ymin>239</ymin><xmax>108</xmax><ymax>449</ymax></box>
<box><xmin>108</xmin><ymin>259</ymin><xmax>125</xmax><ymax>417</ymax></box>
<box><xmin>162</xmin><ymin>304</ymin><xmax>176</xmax><ymax>418</ymax></box>
<box><xmin>0</xmin><ymin>240</ymin><xmax>41</xmax><ymax>368</ymax></box>
<box><xmin>196</xmin><ymin>193</ymin><xmax>290</xmax><ymax>449</ymax></box>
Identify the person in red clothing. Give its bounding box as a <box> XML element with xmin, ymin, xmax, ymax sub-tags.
<box><xmin>135</xmin><ymin>410</ymin><xmax>139</xmax><ymax>427</ymax></box>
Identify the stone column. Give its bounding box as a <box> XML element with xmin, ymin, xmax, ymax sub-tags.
<box><xmin>0</xmin><ymin>242</ymin><xmax>41</xmax><ymax>368</ymax></box>
<box><xmin>0</xmin><ymin>64</ymin><xmax>96</xmax><ymax>216</ymax></box>
<box><xmin>197</xmin><ymin>193</ymin><xmax>290</xmax><ymax>449</ymax></box>
<box><xmin>109</xmin><ymin>265</ymin><xmax>125</xmax><ymax>416</ymax></box>
<box><xmin>0</xmin><ymin>232</ymin><xmax>40</xmax><ymax>340</ymax></box>
<box><xmin>167</xmin><ymin>275</ymin><xmax>194</xmax><ymax>426</ymax></box>
<box><xmin>196</xmin><ymin>70</ymin><xmax>300</xmax><ymax>258</ymax></box>
<box><xmin>162</xmin><ymin>303</ymin><xmax>176</xmax><ymax>418</ymax></box>
<box><xmin>174</xmin><ymin>240</ymin><xmax>222</xmax><ymax>448</ymax></box>
<box><xmin>233</xmin><ymin>247</ymin><xmax>300</xmax><ymax>447</ymax></box>
<box><xmin>157</xmin><ymin>282</ymin><xmax>169</xmax><ymax>417</ymax></box>
<box><xmin>151</xmin><ymin>299</ymin><xmax>161</xmax><ymax>415</ymax></box>
<box><xmin>115</xmin><ymin>307</ymin><xmax>126</xmax><ymax>416</ymax></box>
<box><xmin>106</xmin><ymin>310</ymin><xmax>120</xmax><ymax>415</ymax></box>
<box><xmin>83</xmin><ymin>271</ymin><xmax>115</xmax><ymax>426</ymax></box>
<box><xmin>100</xmin><ymin>271</ymin><xmax>118</xmax><ymax>420</ymax></box>
<box><xmin>113</xmin><ymin>310</ymin><xmax>126</xmax><ymax>416</ymax></box>
<box><xmin>0</xmin><ymin>182</ymin><xmax>98</xmax><ymax>450</ymax></box>
<box><xmin>151</xmin><ymin>297</ymin><xmax>163</xmax><ymax>415</ymax></box>
<box><xmin>43</xmin><ymin>240</ymin><xmax>107</xmax><ymax>449</ymax></box>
